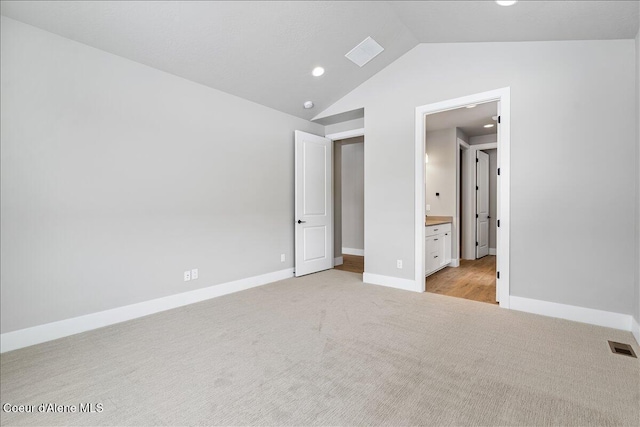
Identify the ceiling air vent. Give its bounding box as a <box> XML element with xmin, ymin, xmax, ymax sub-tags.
<box><xmin>345</xmin><ymin>36</ymin><xmax>384</xmax><ymax>67</ymax></box>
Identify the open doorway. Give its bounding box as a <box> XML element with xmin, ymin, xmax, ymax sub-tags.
<box><xmin>415</xmin><ymin>88</ymin><xmax>511</xmax><ymax>308</ymax></box>
<box><xmin>424</xmin><ymin>102</ymin><xmax>498</xmax><ymax>304</ymax></box>
<box><xmin>333</xmin><ymin>136</ymin><xmax>365</xmax><ymax>275</ymax></box>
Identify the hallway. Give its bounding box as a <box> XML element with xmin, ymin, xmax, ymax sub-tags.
<box><xmin>334</xmin><ymin>255</ymin><xmax>364</xmax><ymax>274</ymax></box>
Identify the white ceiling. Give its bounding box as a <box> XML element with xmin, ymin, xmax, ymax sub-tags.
<box><xmin>2</xmin><ymin>1</ymin><xmax>638</xmax><ymax>121</ymax></box>
<box><xmin>426</xmin><ymin>102</ymin><xmax>499</xmax><ymax>137</ymax></box>
<box><xmin>390</xmin><ymin>1</ymin><xmax>639</xmax><ymax>44</ymax></box>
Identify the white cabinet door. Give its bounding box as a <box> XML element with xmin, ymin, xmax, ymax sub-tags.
<box><xmin>425</xmin><ymin>237</ymin><xmax>429</xmax><ymax>274</ymax></box>
<box><xmin>443</xmin><ymin>232</ymin><xmax>452</xmax><ymax>265</ymax></box>
<box><xmin>426</xmin><ymin>236</ymin><xmax>440</xmax><ymax>274</ymax></box>
<box><xmin>426</xmin><ymin>226</ymin><xmax>453</xmax><ymax>276</ymax></box>
<box><xmin>433</xmin><ymin>234</ymin><xmax>445</xmax><ymax>268</ymax></box>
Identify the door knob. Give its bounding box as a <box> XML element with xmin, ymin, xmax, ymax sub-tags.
<box><xmin>297</xmin><ymin>220</ymin><xmax>306</xmax><ymax>224</ymax></box>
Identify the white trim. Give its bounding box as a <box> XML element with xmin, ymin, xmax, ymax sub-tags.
<box><xmin>449</xmin><ymin>258</ymin><xmax>460</xmax><ymax>267</ymax></box>
<box><xmin>470</xmin><ymin>142</ymin><xmax>497</xmax><ymax>151</ymax></box>
<box><xmin>489</xmin><ymin>248</ymin><xmax>497</xmax><ymax>255</ymax></box>
<box><xmin>363</xmin><ymin>272</ymin><xmax>420</xmax><ymax>292</ymax></box>
<box><xmin>510</xmin><ymin>296</ymin><xmax>633</xmax><ymax>331</ymax></box>
<box><xmin>415</xmin><ymin>104</ymin><xmax>426</xmax><ymax>295</ymax></box>
<box><xmin>325</xmin><ymin>128</ymin><xmax>365</xmax><ymax>141</ymax></box>
<box><xmin>461</xmin><ymin>147</ymin><xmax>476</xmax><ymax>260</ymax></box>
<box><xmin>455</xmin><ymin>138</ymin><xmax>467</xmax><ymax>262</ymax></box>
<box><xmin>342</xmin><ymin>247</ymin><xmax>364</xmax><ymax>256</ymax></box>
<box><xmin>0</xmin><ymin>268</ymin><xmax>294</xmax><ymax>353</ymax></box>
<box><xmin>333</xmin><ymin>256</ymin><xmax>344</xmax><ymax>266</ymax></box>
<box><xmin>632</xmin><ymin>317</ymin><xmax>640</xmax><ymax>346</ymax></box>
<box><xmin>415</xmin><ymin>88</ymin><xmax>511</xmax><ymax>309</ymax></box>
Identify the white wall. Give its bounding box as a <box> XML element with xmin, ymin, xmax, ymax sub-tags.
<box><xmin>469</xmin><ymin>134</ymin><xmax>497</xmax><ymax>145</ymax></box>
<box><xmin>425</xmin><ymin>128</ymin><xmax>460</xmax><ymax>259</ymax></box>
<box><xmin>635</xmin><ymin>28</ymin><xmax>640</xmax><ymax>335</ymax></box>
<box><xmin>341</xmin><ymin>138</ymin><xmax>365</xmax><ymax>252</ymax></box>
<box><xmin>333</xmin><ymin>142</ymin><xmax>343</xmax><ymax>260</ymax></box>
<box><xmin>315</xmin><ymin>40</ymin><xmax>637</xmax><ymax>315</ymax></box>
<box><xmin>0</xmin><ymin>17</ymin><xmax>324</xmax><ymax>333</ymax></box>
<box><xmin>325</xmin><ymin>118</ymin><xmax>365</xmax><ymax>136</ymax></box>
<box><xmin>456</xmin><ymin>128</ymin><xmax>469</xmax><ymax>144</ymax></box>
<box><xmin>425</xmin><ymin>129</ymin><xmax>456</xmax><ymax>217</ymax></box>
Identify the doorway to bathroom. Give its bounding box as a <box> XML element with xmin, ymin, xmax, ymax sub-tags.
<box><xmin>424</xmin><ymin>102</ymin><xmax>498</xmax><ymax>304</ymax></box>
<box><xmin>415</xmin><ymin>88</ymin><xmax>511</xmax><ymax>307</ymax></box>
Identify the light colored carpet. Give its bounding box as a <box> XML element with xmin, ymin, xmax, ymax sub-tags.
<box><xmin>1</xmin><ymin>269</ymin><xmax>639</xmax><ymax>426</ymax></box>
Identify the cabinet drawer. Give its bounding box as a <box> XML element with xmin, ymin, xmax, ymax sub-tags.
<box><xmin>427</xmin><ymin>249</ymin><xmax>441</xmax><ymax>273</ymax></box>
<box><xmin>426</xmin><ymin>223</ymin><xmax>451</xmax><ymax>237</ymax></box>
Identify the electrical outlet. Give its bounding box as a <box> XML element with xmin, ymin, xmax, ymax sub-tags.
<box><xmin>191</xmin><ymin>268</ymin><xmax>198</xmax><ymax>280</ymax></box>
<box><xmin>426</xmin><ymin>204</ymin><xmax>431</xmax><ymax>211</ymax></box>
<box><xmin>397</xmin><ymin>260</ymin><xmax>403</xmax><ymax>269</ymax></box>
<box><xmin>280</xmin><ymin>254</ymin><xmax>286</xmax><ymax>262</ymax></box>
<box><xmin>184</xmin><ymin>270</ymin><xmax>191</xmax><ymax>281</ymax></box>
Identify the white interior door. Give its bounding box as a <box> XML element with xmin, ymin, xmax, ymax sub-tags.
<box><xmin>461</xmin><ymin>148</ymin><xmax>476</xmax><ymax>260</ymax></box>
<box><xmin>476</xmin><ymin>150</ymin><xmax>489</xmax><ymax>258</ymax></box>
<box><xmin>295</xmin><ymin>130</ymin><xmax>333</xmax><ymax>277</ymax></box>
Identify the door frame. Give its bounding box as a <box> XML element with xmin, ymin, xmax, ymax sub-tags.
<box><xmin>415</xmin><ymin>87</ymin><xmax>511</xmax><ymax>308</ymax></box>
<box><xmin>325</xmin><ymin>127</ymin><xmax>365</xmax><ymax>267</ymax></box>
<box><xmin>325</xmin><ymin>128</ymin><xmax>365</xmax><ymax>141</ymax></box>
<box><xmin>475</xmin><ymin>149</ymin><xmax>490</xmax><ymax>259</ymax></box>
<box><xmin>457</xmin><ymin>138</ymin><xmax>470</xmax><ymax>263</ymax></box>
<box><xmin>461</xmin><ymin>142</ymin><xmax>497</xmax><ymax>261</ymax></box>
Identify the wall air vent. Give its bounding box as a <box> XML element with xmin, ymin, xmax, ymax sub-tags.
<box><xmin>345</xmin><ymin>36</ymin><xmax>384</xmax><ymax>67</ymax></box>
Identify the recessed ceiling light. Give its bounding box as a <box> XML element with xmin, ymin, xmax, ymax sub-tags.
<box><xmin>303</xmin><ymin>101</ymin><xmax>314</xmax><ymax>109</ymax></box>
<box><xmin>312</xmin><ymin>67</ymin><xmax>325</xmax><ymax>77</ymax></box>
<box><xmin>484</xmin><ymin>124</ymin><xmax>494</xmax><ymax>128</ymax></box>
<box><xmin>495</xmin><ymin>1</ymin><xmax>517</xmax><ymax>6</ymax></box>
<box><xmin>466</xmin><ymin>104</ymin><xmax>476</xmax><ymax>109</ymax></box>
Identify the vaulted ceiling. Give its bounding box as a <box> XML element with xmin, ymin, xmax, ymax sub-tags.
<box><xmin>2</xmin><ymin>1</ymin><xmax>638</xmax><ymax>120</ymax></box>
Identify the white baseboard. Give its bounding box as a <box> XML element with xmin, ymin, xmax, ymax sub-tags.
<box><xmin>632</xmin><ymin>317</ymin><xmax>640</xmax><ymax>346</ymax></box>
<box><xmin>510</xmin><ymin>296</ymin><xmax>633</xmax><ymax>332</ymax></box>
<box><xmin>333</xmin><ymin>256</ymin><xmax>344</xmax><ymax>266</ymax></box>
<box><xmin>449</xmin><ymin>258</ymin><xmax>460</xmax><ymax>267</ymax></box>
<box><xmin>363</xmin><ymin>272</ymin><xmax>419</xmax><ymax>292</ymax></box>
<box><xmin>0</xmin><ymin>268</ymin><xmax>294</xmax><ymax>353</ymax></box>
<box><xmin>489</xmin><ymin>248</ymin><xmax>497</xmax><ymax>255</ymax></box>
<box><xmin>342</xmin><ymin>247</ymin><xmax>364</xmax><ymax>256</ymax></box>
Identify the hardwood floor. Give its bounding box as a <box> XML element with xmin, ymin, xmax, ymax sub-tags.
<box><xmin>426</xmin><ymin>256</ymin><xmax>497</xmax><ymax>304</ymax></box>
<box><xmin>334</xmin><ymin>254</ymin><xmax>364</xmax><ymax>274</ymax></box>
<box><xmin>336</xmin><ymin>254</ymin><xmax>495</xmax><ymax>305</ymax></box>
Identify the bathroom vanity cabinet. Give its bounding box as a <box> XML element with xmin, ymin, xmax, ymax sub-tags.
<box><xmin>425</xmin><ymin>222</ymin><xmax>452</xmax><ymax>276</ymax></box>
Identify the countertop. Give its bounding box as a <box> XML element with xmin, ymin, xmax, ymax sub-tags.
<box><xmin>425</xmin><ymin>216</ymin><xmax>453</xmax><ymax>226</ymax></box>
